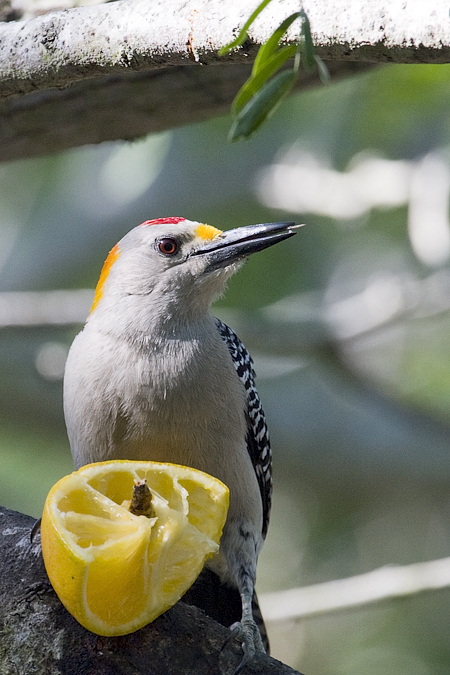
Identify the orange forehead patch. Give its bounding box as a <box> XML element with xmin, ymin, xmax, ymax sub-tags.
<box><xmin>195</xmin><ymin>223</ymin><xmax>222</xmax><ymax>241</ymax></box>
<box><xmin>90</xmin><ymin>243</ymin><xmax>121</xmax><ymax>314</ymax></box>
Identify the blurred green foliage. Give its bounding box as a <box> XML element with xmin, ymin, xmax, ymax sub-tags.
<box><xmin>2</xmin><ymin>63</ymin><xmax>450</xmax><ymax>673</ymax></box>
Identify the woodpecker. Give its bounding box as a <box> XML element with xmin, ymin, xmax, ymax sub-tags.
<box><xmin>63</xmin><ymin>217</ymin><xmax>298</xmax><ymax>671</ymax></box>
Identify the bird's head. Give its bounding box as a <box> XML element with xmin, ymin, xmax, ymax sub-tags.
<box><xmin>88</xmin><ymin>217</ymin><xmax>300</xmax><ymax>328</ymax></box>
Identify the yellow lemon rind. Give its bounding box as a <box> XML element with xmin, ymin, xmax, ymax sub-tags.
<box><xmin>41</xmin><ymin>460</ymin><xmax>229</xmax><ymax>636</ymax></box>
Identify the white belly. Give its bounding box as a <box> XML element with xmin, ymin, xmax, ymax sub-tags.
<box><xmin>63</xmin><ymin>319</ymin><xmax>264</xmax><ymax>570</ymax></box>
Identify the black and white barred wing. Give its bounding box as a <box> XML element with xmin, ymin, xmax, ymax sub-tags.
<box><xmin>215</xmin><ymin>318</ymin><xmax>272</xmax><ymax>539</ymax></box>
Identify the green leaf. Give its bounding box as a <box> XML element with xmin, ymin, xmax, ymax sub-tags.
<box><xmin>229</xmin><ymin>69</ymin><xmax>297</xmax><ymax>142</ymax></box>
<box><xmin>300</xmin><ymin>9</ymin><xmax>316</xmax><ymax>70</ymax></box>
<box><xmin>315</xmin><ymin>55</ymin><xmax>330</xmax><ymax>84</ymax></box>
<box><xmin>252</xmin><ymin>12</ymin><xmax>301</xmax><ymax>76</ymax></box>
<box><xmin>232</xmin><ymin>45</ymin><xmax>297</xmax><ymax>115</ymax></box>
<box><xmin>218</xmin><ymin>0</ymin><xmax>272</xmax><ymax>55</ymax></box>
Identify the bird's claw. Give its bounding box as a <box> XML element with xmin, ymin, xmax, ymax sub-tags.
<box><xmin>30</xmin><ymin>517</ymin><xmax>41</xmax><ymax>544</ymax></box>
<box><xmin>222</xmin><ymin>618</ymin><xmax>265</xmax><ymax>674</ymax></box>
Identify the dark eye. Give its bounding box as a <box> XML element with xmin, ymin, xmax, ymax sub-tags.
<box><xmin>158</xmin><ymin>238</ymin><xmax>179</xmax><ymax>255</ymax></box>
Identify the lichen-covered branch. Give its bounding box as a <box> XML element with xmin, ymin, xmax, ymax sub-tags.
<box><xmin>1</xmin><ymin>0</ymin><xmax>449</xmax><ymax>100</ymax></box>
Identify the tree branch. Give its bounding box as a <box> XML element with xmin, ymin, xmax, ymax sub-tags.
<box><xmin>0</xmin><ymin>505</ymin><xmax>301</xmax><ymax>675</ymax></box>
<box><xmin>1</xmin><ymin>0</ymin><xmax>448</xmax><ymax>100</ymax></box>
<box><xmin>0</xmin><ymin>0</ymin><xmax>447</xmax><ymax>161</ymax></box>
<box><xmin>261</xmin><ymin>556</ymin><xmax>450</xmax><ymax>622</ymax></box>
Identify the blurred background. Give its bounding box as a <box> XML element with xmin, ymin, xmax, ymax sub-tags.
<box><xmin>2</xmin><ymin>63</ymin><xmax>450</xmax><ymax>673</ymax></box>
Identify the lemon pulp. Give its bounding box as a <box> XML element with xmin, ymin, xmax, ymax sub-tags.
<box><xmin>41</xmin><ymin>460</ymin><xmax>229</xmax><ymax>635</ymax></box>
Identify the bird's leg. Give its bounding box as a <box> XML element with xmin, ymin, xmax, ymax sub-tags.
<box><xmin>225</xmin><ymin>567</ymin><xmax>265</xmax><ymax>674</ymax></box>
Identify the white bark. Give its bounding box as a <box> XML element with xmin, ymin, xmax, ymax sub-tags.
<box><xmin>1</xmin><ymin>0</ymin><xmax>449</xmax><ymax>99</ymax></box>
<box><xmin>0</xmin><ymin>0</ymin><xmax>290</xmax><ymax>98</ymax></box>
<box><xmin>311</xmin><ymin>0</ymin><xmax>450</xmax><ymax>59</ymax></box>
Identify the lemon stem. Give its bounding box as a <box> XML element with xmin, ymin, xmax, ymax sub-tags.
<box><xmin>129</xmin><ymin>479</ymin><xmax>154</xmax><ymax>518</ymax></box>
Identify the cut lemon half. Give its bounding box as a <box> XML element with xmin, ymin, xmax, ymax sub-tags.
<box><xmin>41</xmin><ymin>460</ymin><xmax>229</xmax><ymax>636</ymax></box>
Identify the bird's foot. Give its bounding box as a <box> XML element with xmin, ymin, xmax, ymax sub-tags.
<box><xmin>223</xmin><ymin>616</ymin><xmax>265</xmax><ymax>674</ymax></box>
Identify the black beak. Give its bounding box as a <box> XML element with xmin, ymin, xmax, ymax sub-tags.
<box><xmin>192</xmin><ymin>221</ymin><xmax>302</xmax><ymax>271</ymax></box>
